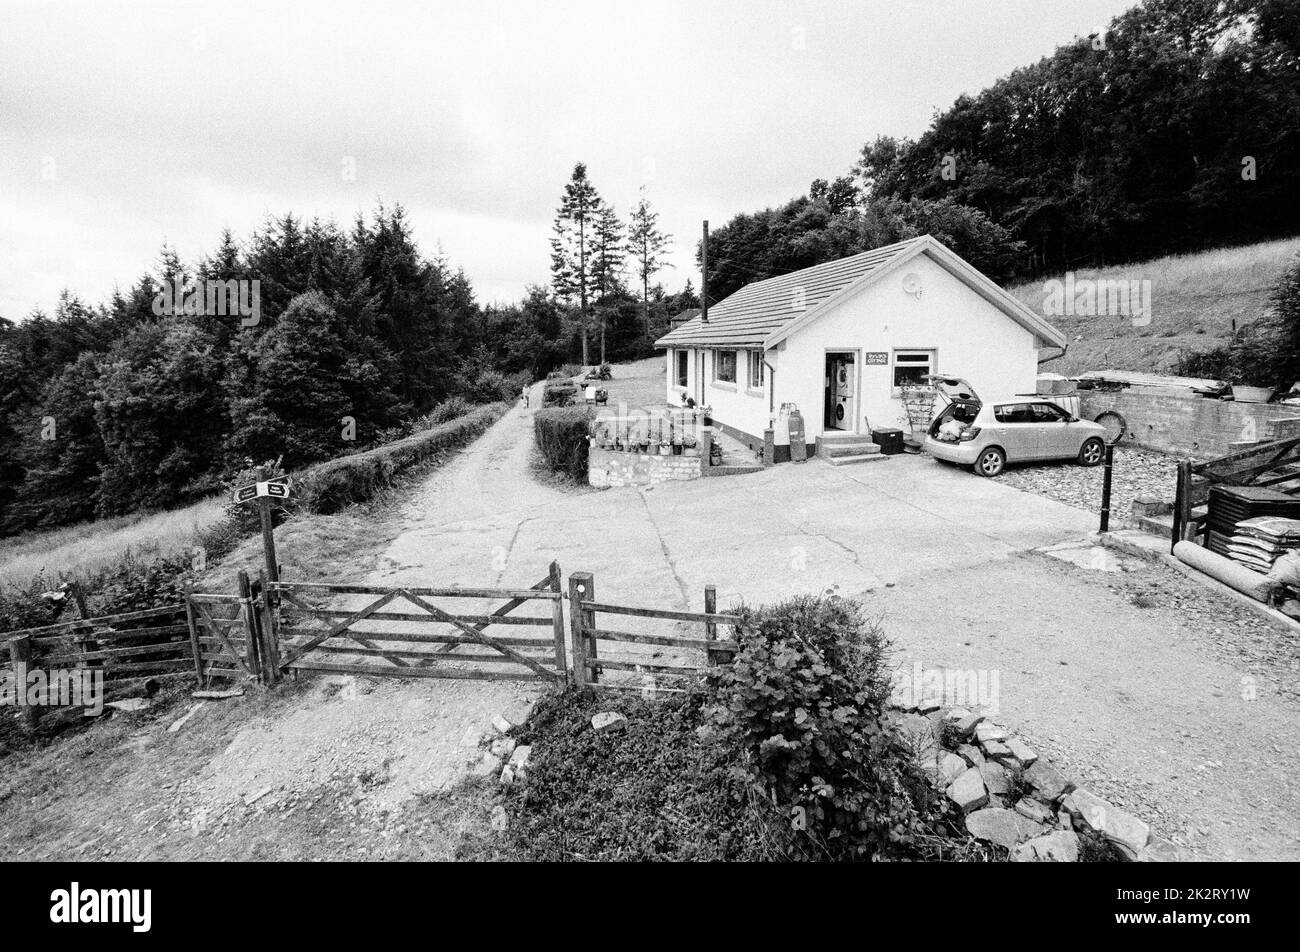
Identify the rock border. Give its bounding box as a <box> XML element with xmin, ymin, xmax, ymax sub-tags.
<box><xmin>889</xmin><ymin>702</ymin><xmax>1183</xmax><ymax>862</ymax></box>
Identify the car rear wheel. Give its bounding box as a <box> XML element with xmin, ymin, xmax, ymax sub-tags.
<box><xmin>974</xmin><ymin>447</ymin><xmax>1005</xmax><ymax>477</ymax></box>
<box><xmin>1078</xmin><ymin>437</ymin><xmax>1105</xmax><ymax>466</ymax></box>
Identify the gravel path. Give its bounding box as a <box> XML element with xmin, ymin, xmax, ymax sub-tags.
<box><xmin>997</xmin><ymin>447</ymin><xmax>1176</xmax><ymax>525</ymax></box>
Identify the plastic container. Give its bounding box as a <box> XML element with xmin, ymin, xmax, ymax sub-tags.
<box><xmin>871</xmin><ymin>428</ymin><xmax>905</xmax><ymax>455</ymax></box>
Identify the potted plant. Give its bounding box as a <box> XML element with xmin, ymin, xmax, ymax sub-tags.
<box><xmin>658</xmin><ymin>440</ymin><xmax>671</xmax><ymax>456</ymax></box>
<box><xmin>701</xmin><ymin>405</ymin><xmax>713</xmax><ymax>426</ymax></box>
<box><xmin>683</xmin><ymin>434</ymin><xmax>699</xmax><ymax>457</ymax></box>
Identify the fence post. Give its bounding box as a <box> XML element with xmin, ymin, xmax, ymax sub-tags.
<box><xmin>237</xmin><ymin>571</ymin><xmax>261</xmax><ymax>680</ymax></box>
<box><xmin>257</xmin><ymin>570</ymin><xmax>281</xmax><ymax>685</ymax></box>
<box><xmin>548</xmin><ymin>561</ymin><xmax>567</xmax><ymax>680</ymax></box>
<box><xmin>9</xmin><ymin>634</ymin><xmax>39</xmax><ymax>730</ymax></box>
<box><xmin>568</xmin><ymin>572</ymin><xmax>596</xmax><ymax>688</ymax></box>
<box><xmin>1099</xmin><ymin>442</ymin><xmax>1115</xmax><ymax>533</ymax></box>
<box><xmin>704</xmin><ymin>585</ymin><xmax>717</xmax><ymax>667</ymax></box>
<box><xmin>183</xmin><ymin>582</ymin><xmax>205</xmax><ymax>686</ymax></box>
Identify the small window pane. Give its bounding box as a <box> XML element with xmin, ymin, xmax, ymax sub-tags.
<box><xmin>715</xmin><ymin>351</ymin><xmax>737</xmax><ymax>384</ymax></box>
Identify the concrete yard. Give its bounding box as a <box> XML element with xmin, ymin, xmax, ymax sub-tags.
<box><xmin>369</xmin><ymin>379</ymin><xmax>1300</xmax><ymax>861</ymax></box>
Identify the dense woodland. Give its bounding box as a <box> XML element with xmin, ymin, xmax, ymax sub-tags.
<box><xmin>0</xmin><ymin>200</ymin><xmax>694</xmax><ymax>537</ymax></box>
<box><xmin>701</xmin><ymin>0</ymin><xmax>1300</xmax><ymax>301</ymax></box>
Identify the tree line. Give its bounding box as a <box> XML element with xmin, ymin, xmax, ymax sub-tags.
<box><xmin>701</xmin><ymin>0</ymin><xmax>1299</xmax><ymax>302</ymax></box>
<box><xmin>0</xmin><ymin>207</ymin><xmax>564</xmax><ymax>536</ymax></box>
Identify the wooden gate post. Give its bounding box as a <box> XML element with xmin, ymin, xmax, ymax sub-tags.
<box><xmin>548</xmin><ymin>561</ymin><xmax>567</xmax><ymax>679</ymax></box>
<box><xmin>183</xmin><ymin>582</ymin><xmax>205</xmax><ymax>686</ymax></box>
<box><xmin>237</xmin><ymin>571</ymin><xmax>262</xmax><ymax>679</ymax></box>
<box><xmin>568</xmin><ymin>572</ymin><xmax>597</xmax><ymax>688</ymax></box>
<box><xmin>9</xmin><ymin>634</ymin><xmax>39</xmax><ymax>730</ymax></box>
<box><xmin>256</xmin><ymin>570</ymin><xmax>281</xmax><ymax>685</ymax></box>
<box><xmin>703</xmin><ymin>584</ymin><xmax>717</xmax><ymax>667</ymax></box>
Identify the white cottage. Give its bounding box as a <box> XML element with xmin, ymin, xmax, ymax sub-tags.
<box><xmin>655</xmin><ymin>235</ymin><xmax>1067</xmax><ymax>461</ymax></box>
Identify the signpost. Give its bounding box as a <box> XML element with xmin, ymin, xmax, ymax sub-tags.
<box><xmin>233</xmin><ymin>474</ymin><xmax>290</xmax><ymax>589</ymax></box>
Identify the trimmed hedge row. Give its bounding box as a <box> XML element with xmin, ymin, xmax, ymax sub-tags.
<box><xmin>533</xmin><ymin>407</ymin><xmax>593</xmax><ymax>479</ymax></box>
<box><xmin>295</xmin><ymin>402</ymin><xmax>509</xmax><ymax>513</ymax></box>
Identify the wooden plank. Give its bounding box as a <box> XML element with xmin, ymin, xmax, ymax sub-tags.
<box><xmin>569</xmin><ymin>572</ymin><xmax>591</xmax><ymax>688</ymax></box>
<box><xmin>548</xmin><ymin>561</ymin><xmax>567</xmax><ymax>673</ymax></box>
<box><xmin>579</xmin><ymin>601</ymin><xmax>741</xmax><ymax>625</ymax></box>
<box><xmin>96</xmin><ymin>659</ymin><xmax>195</xmax><ymax>676</ymax></box>
<box><xmin>192</xmin><ymin>598</ymin><xmax>255</xmax><ymax>675</ymax></box>
<box><xmin>186</xmin><ymin>593</ymin><xmax>245</xmax><ymax>604</ymax></box>
<box><xmin>284</xmin><ymin>661</ymin><xmax>548</xmax><ymax>682</ymax></box>
<box><xmin>276</xmin><ymin>590</ymin><xmax>403</xmax><ymax>669</ymax></box>
<box><xmin>41</xmin><ymin>641</ymin><xmax>193</xmax><ymax>665</ymax></box>
<box><xmin>184</xmin><ymin>584</ymin><xmax>205</xmax><ymax>686</ymax></box>
<box><xmin>587</xmin><ymin>627</ymin><xmax>734</xmax><ymax>652</ymax></box>
<box><xmin>32</xmin><ymin>623</ymin><xmax>192</xmax><ymax>646</ymax></box>
<box><xmin>269</xmin><ymin>581</ymin><xmax>560</xmax><ymax>600</ymax></box>
<box><xmin>304</xmin><ymin>643</ymin><xmax>557</xmax><ymax>665</ymax></box>
<box><xmin>397</xmin><ymin>590</ymin><xmax>559</xmax><ymax>680</ymax></box>
<box><xmin>2</xmin><ymin>604</ymin><xmax>185</xmax><ymax>640</ymax></box>
<box><xmin>586</xmin><ymin>658</ymin><xmax>714</xmax><ymax>675</ymax></box>
<box><xmin>283</xmin><ymin>608</ymin><xmax>554</xmax><ymax>626</ymax></box>
<box><xmin>277</xmin><ymin>627</ymin><xmax>556</xmax><ymax>648</ymax></box>
<box><xmin>436</xmin><ymin>572</ymin><xmax>560</xmax><ymax>655</ymax></box>
<box><xmin>9</xmin><ymin>635</ymin><xmax>38</xmax><ymax>729</ymax></box>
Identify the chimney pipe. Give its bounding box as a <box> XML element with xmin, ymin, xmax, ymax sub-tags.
<box><xmin>701</xmin><ymin>220</ymin><xmax>709</xmax><ymax>323</ymax></box>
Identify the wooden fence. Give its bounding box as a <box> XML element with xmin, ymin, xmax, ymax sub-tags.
<box><xmin>1174</xmin><ymin>435</ymin><xmax>1300</xmax><ymax>548</ymax></box>
<box><xmin>4</xmin><ymin>602</ymin><xmax>194</xmax><ymax>725</ymax></box>
<box><xmin>185</xmin><ymin>570</ymin><xmax>274</xmax><ymax>685</ymax></box>
<box><xmin>266</xmin><ymin>562</ymin><xmax>567</xmax><ymax>683</ymax></box>
<box><xmin>567</xmin><ymin>571</ymin><xmax>742</xmax><ymax>694</ymax></box>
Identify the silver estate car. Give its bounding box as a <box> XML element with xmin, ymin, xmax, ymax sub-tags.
<box><xmin>923</xmin><ymin>377</ymin><xmax>1108</xmax><ymax>478</ymax></box>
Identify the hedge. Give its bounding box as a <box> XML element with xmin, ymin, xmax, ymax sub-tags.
<box><xmin>295</xmin><ymin>402</ymin><xmax>509</xmax><ymax>513</ymax></box>
<box><xmin>533</xmin><ymin>407</ymin><xmax>592</xmax><ymax>479</ymax></box>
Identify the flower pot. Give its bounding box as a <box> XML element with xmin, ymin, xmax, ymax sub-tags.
<box><xmin>683</xmin><ymin>447</ymin><xmax>699</xmax><ymax>458</ymax></box>
<box><xmin>658</xmin><ymin>444</ymin><xmax>671</xmax><ymax>456</ymax></box>
<box><xmin>672</xmin><ymin>443</ymin><xmax>683</xmax><ymax>456</ymax></box>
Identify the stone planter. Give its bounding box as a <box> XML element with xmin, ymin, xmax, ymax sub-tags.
<box><xmin>1233</xmin><ymin>385</ymin><xmax>1273</xmax><ymax>404</ymax></box>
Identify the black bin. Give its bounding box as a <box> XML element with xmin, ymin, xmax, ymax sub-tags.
<box><xmin>871</xmin><ymin>428</ymin><xmax>905</xmax><ymax>455</ymax></box>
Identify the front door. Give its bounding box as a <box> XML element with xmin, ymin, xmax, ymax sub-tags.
<box><xmin>823</xmin><ymin>353</ymin><xmax>856</xmax><ymax>431</ymax></box>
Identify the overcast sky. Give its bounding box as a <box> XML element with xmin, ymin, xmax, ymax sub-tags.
<box><xmin>0</xmin><ymin>0</ymin><xmax>1139</xmax><ymax>320</ymax></box>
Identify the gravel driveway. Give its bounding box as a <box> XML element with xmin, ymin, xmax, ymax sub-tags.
<box><xmin>997</xmin><ymin>447</ymin><xmax>1177</xmax><ymax>526</ymax></box>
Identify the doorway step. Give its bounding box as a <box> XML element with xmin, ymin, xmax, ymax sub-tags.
<box><xmin>815</xmin><ymin>432</ymin><xmax>886</xmax><ymax>466</ymax></box>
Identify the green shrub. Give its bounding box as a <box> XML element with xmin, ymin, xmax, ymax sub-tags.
<box><xmin>533</xmin><ymin>407</ymin><xmax>592</xmax><ymax>478</ymax></box>
<box><xmin>295</xmin><ymin>403</ymin><xmax>507</xmax><ymax>513</ymax></box>
<box><xmin>542</xmin><ymin>382</ymin><xmax>577</xmax><ymax>408</ymax></box>
<box><xmin>707</xmin><ymin>595</ymin><xmax>961</xmax><ymax>860</ymax></box>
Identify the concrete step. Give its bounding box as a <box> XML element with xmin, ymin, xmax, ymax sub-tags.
<box><xmin>826</xmin><ymin>452</ymin><xmax>889</xmax><ymax>466</ymax></box>
<box><xmin>1136</xmin><ymin>513</ymin><xmax>1175</xmax><ymax>539</ymax></box>
<box><xmin>816</xmin><ymin>435</ymin><xmax>881</xmax><ymax>458</ymax></box>
<box><xmin>819</xmin><ymin>430</ymin><xmax>866</xmax><ymax>442</ymax></box>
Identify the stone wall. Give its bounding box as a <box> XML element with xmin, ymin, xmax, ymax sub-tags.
<box><xmin>1081</xmin><ymin>389</ymin><xmax>1300</xmax><ymax>459</ymax></box>
<box><xmin>588</xmin><ymin>444</ymin><xmax>703</xmax><ymax>488</ymax></box>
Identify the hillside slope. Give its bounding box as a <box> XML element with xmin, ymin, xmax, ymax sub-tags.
<box><xmin>1009</xmin><ymin>238</ymin><xmax>1300</xmax><ymax>377</ymax></box>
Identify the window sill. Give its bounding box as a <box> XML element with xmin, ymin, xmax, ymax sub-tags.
<box><xmin>711</xmin><ymin>381</ymin><xmax>737</xmax><ymax>392</ymax></box>
<box><xmin>745</xmin><ymin>387</ymin><xmax>765</xmax><ymax>398</ymax></box>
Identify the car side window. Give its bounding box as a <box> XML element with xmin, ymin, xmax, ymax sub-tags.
<box><xmin>1030</xmin><ymin>403</ymin><xmax>1068</xmax><ymax>422</ymax></box>
<box><xmin>993</xmin><ymin>404</ymin><xmax>1031</xmax><ymax>424</ymax></box>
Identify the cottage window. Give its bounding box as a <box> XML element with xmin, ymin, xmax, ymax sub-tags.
<box><xmin>892</xmin><ymin>349</ymin><xmax>935</xmax><ymax>388</ymax></box>
<box><xmin>676</xmin><ymin>350</ymin><xmax>689</xmax><ymax>387</ymax></box>
<box><xmin>747</xmin><ymin>351</ymin><xmax>765</xmax><ymax>389</ymax></box>
<box><xmin>714</xmin><ymin>350</ymin><xmax>737</xmax><ymax>384</ymax></box>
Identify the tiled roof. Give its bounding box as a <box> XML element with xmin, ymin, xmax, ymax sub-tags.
<box><xmin>655</xmin><ymin>235</ymin><xmax>1067</xmax><ymax>350</ymax></box>
<box><xmin>656</xmin><ymin>237</ymin><xmax>925</xmax><ymax>348</ymax></box>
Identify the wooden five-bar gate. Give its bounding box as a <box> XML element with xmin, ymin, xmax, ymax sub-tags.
<box><xmin>4</xmin><ymin>562</ymin><xmax>742</xmax><ymax>718</ymax></box>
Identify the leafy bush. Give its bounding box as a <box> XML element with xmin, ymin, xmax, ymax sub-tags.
<box><xmin>295</xmin><ymin>403</ymin><xmax>507</xmax><ymax>513</ymax></box>
<box><xmin>706</xmin><ymin>595</ymin><xmax>963</xmax><ymax>860</ymax></box>
<box><xmin>542</xmin><ymin>382</ymin><xmax>577</xmax><ymax>408</ymax></box>
<box><xmin>533</xmin><ymin>407</ymin><xmax>592</xmax><ymax>479</ymax></box>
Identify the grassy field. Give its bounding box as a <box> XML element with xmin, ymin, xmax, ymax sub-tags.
<box><xmin>1008</xmin><ymin>237</ymin><xmax>1300</xmax><ymax>377</ymax></box>
<box><xmin>0</xmin><ymin>496</ymin><xmax>227</xmax><ymax>594</ymax></box>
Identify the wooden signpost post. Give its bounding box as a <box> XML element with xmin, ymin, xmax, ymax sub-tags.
<box><xmin>232</xmin><ymin>473</ymin><xmax>290</xmax><ymax>590</ymax></box>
